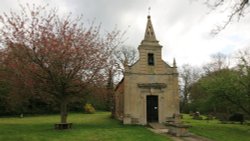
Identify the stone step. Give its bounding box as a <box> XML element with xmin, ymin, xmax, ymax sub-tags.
<box><xmin>148</xmin><ymin>122</ymin><xmax>169</xmax><ymax>133</ymax></box>
<box><xmin>148</xmin><ymin>122</ymin><xmax>167</xmax><ymax>129</ymax></box>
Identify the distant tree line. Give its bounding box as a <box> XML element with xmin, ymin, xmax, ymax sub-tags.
<box><xmin>179</xmin><ymin>47</ymin><xmax>250</xmax><ymax>118</ymax></box>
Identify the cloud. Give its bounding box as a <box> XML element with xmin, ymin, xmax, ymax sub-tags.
<box><xmin>1</xmin><ymin>0</ymin><xmax>250</xmax><ymax>67</ymax></box>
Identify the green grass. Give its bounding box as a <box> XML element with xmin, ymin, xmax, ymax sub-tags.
<box><xmin>0</xmin><ymin>112</ymin><xmax>171</xmax><ymax>141</ymax></box>
<box><xmin>1</xmin><ymin>112</ymin><xmax>249</xmax><ymax>141</ymax></box>
<box><xmin>182</xmin><ymin>114</ymin><xmax>250</xmax><ymax>141</ymax></box>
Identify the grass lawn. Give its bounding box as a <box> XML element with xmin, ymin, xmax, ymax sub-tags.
<box><xmin>182</xmin><ymin>114</ymin><xmax>250</xmax><ymax>141</ymax></box>
<box><xmin>0</xmin><ymin>112</ymin><xmax>171</xmax><ymax>141</ymax></box>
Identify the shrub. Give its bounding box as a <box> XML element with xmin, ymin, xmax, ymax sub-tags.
<box><xmin>84</xmin><ymin>103</ymin><xmax>95</xmax><ymax>114</ymax></box>
<box><xmin>229</xmin><ymin>113</ymin><xmax>244</xmax><ymax>124</ymax></box>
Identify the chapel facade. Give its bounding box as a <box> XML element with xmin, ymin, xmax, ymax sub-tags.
<box><xmin>114</xmin><ymin>15</ymin><xmax>179</xmax><ymax>125</ymax></box>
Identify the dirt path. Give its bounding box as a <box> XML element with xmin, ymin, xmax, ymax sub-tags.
<box><xmin>168</xmin><ymin>134</ymin><xmax>214</xmax><ymax>141</ymax></box>
<box><xmin>148</xmin><ymin>123</ymin><xmax>214</xmax><ymax>141</ymax></box>
<box><xmin>148</xmin><ymin>128</ymin><xmax>214</xmax><ymax>141</ymax></box>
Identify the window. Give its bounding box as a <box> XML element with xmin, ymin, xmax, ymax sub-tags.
<box><xmin>148</xmin><ymin>53</ymin><xmax>154</xmax><ymax>66</ymax></box>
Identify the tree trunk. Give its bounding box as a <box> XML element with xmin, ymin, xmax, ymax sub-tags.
<box><xmin>180</xmin><ymin>90</ymin><xmax>188</xmax><ymax>113</ymax></box>
<box><xmin>60</xmin><ymin>101</ymin><xmax>68</xmax><ymax>123</ymax></box>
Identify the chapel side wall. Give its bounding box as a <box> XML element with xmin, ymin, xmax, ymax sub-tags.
<box><xmin>114</xmin><ymin>81</ymin><xmax>125</xmax><ymax>120</ymax></box>
<box><xmin>123</xmin><ymin>74</ymin><xmax>133</xmax><ymax>124</ymax></box>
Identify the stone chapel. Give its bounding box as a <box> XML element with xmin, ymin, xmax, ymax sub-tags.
<box><xmin>114</xmin><ymin>15</ymin><xmax>179</xmax><ymax>125</ymax></box>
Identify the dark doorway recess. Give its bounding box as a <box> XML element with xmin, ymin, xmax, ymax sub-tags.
<box><xmin>147</xmin><ymin>95</ymin><xmax>158</xmax><ymax>122</ymax></box>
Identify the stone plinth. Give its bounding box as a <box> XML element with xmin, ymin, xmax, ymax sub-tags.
<box><xmin>166</xmin><ymin>123</ymin><xmax>191</xmax><ymax>137</ymax></box>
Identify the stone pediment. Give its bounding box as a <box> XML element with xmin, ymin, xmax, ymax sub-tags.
<box><xmin>137</xmin><ymin>83</ymin><xmax>167</xmax><ymax>89</ymax></box>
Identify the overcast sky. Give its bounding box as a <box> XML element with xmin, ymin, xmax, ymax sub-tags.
<box><xmin>1</xmin><ymin>0</ymin><xmax>250</xmax><ymax>67</ymax></box>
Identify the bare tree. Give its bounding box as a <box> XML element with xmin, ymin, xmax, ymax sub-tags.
<box><xmin>179</xmin><ymin>64</ymin><xmax>201</xmax><ymax>113</ymax></box>
<box><xmin>112</xmin><ymin>46</ymin><xmax>139</xmax><ymax>83</ymax></box>
<box><xmin>235</xmin><ymin>46</ymin><xmax>250</xmax><ymax>68</ymax></box>
<box><xmin>203</xmin><ymin>52</ymin><xmax>229</xmax><ymax>74</ymax></box>
<box><xmin>203</xmin><ymin>0</ymin><xmax>249</xmax><ymax>35</ymax></box>
<box><xmin>234</xmin><ymin>47</ymin><xmax>250</xmax><ymax>108</ymax></box>
<box><xmin>101</xmin><ymin>46</ymin><xmax>138</xmax><ymax>117</ymax></box>
<box><xmin>115</xmin><ymin>46</ymin><xmax>139</xmax><ymax>68</ymax></box>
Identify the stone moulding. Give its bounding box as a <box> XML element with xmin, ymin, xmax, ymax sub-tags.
<box><xmin>137</xmin><ymin>83</ymin><xmax>167</xmax><ymax>89</ymax></box>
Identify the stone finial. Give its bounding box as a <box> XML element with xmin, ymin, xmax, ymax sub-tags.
<box><xmin>173</xmin><ymin>58</ymin><xmax>177</xmax><ymax>68</ymax></box>
<box><xmin>148</xmin><ymin>7</ymin><xmax>151</xmax><ymax>15</ymax></box>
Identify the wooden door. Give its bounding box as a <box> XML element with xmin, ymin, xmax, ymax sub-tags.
<box><xmin>147</xmin><ymin>95</ymin><xmax>158</xmax><ymax>122</ymax></box>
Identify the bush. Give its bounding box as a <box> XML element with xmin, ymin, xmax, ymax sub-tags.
<box><xmin>84</xmin><ymin>103</ymin><xmax>95</xmax><ymax>114</ymax></box>
<box><xmin>229</xmin><ymin>113</ymin><xmax>244</xmax><ymax>124</ymax></box>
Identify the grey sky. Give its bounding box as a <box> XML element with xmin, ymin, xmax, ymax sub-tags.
<box><xmin>1</xmin><ymin>0</ymin><xmax>250</xmax><ymax>66</ymax></box>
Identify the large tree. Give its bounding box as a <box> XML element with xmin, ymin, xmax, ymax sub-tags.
<box><xmin>0</xmin><ymin>5</ymin><xmax>122</xmax><ymax>125</ymax></box>
<box><xmin>188</xmin><ymin>50</ymin><xmax>250</xmax><ymax>115</ymax></box>
<box><xmin>199</xmin><ymin>69</ymin><xmax>250</xmax><ymax>115</ymax></box>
